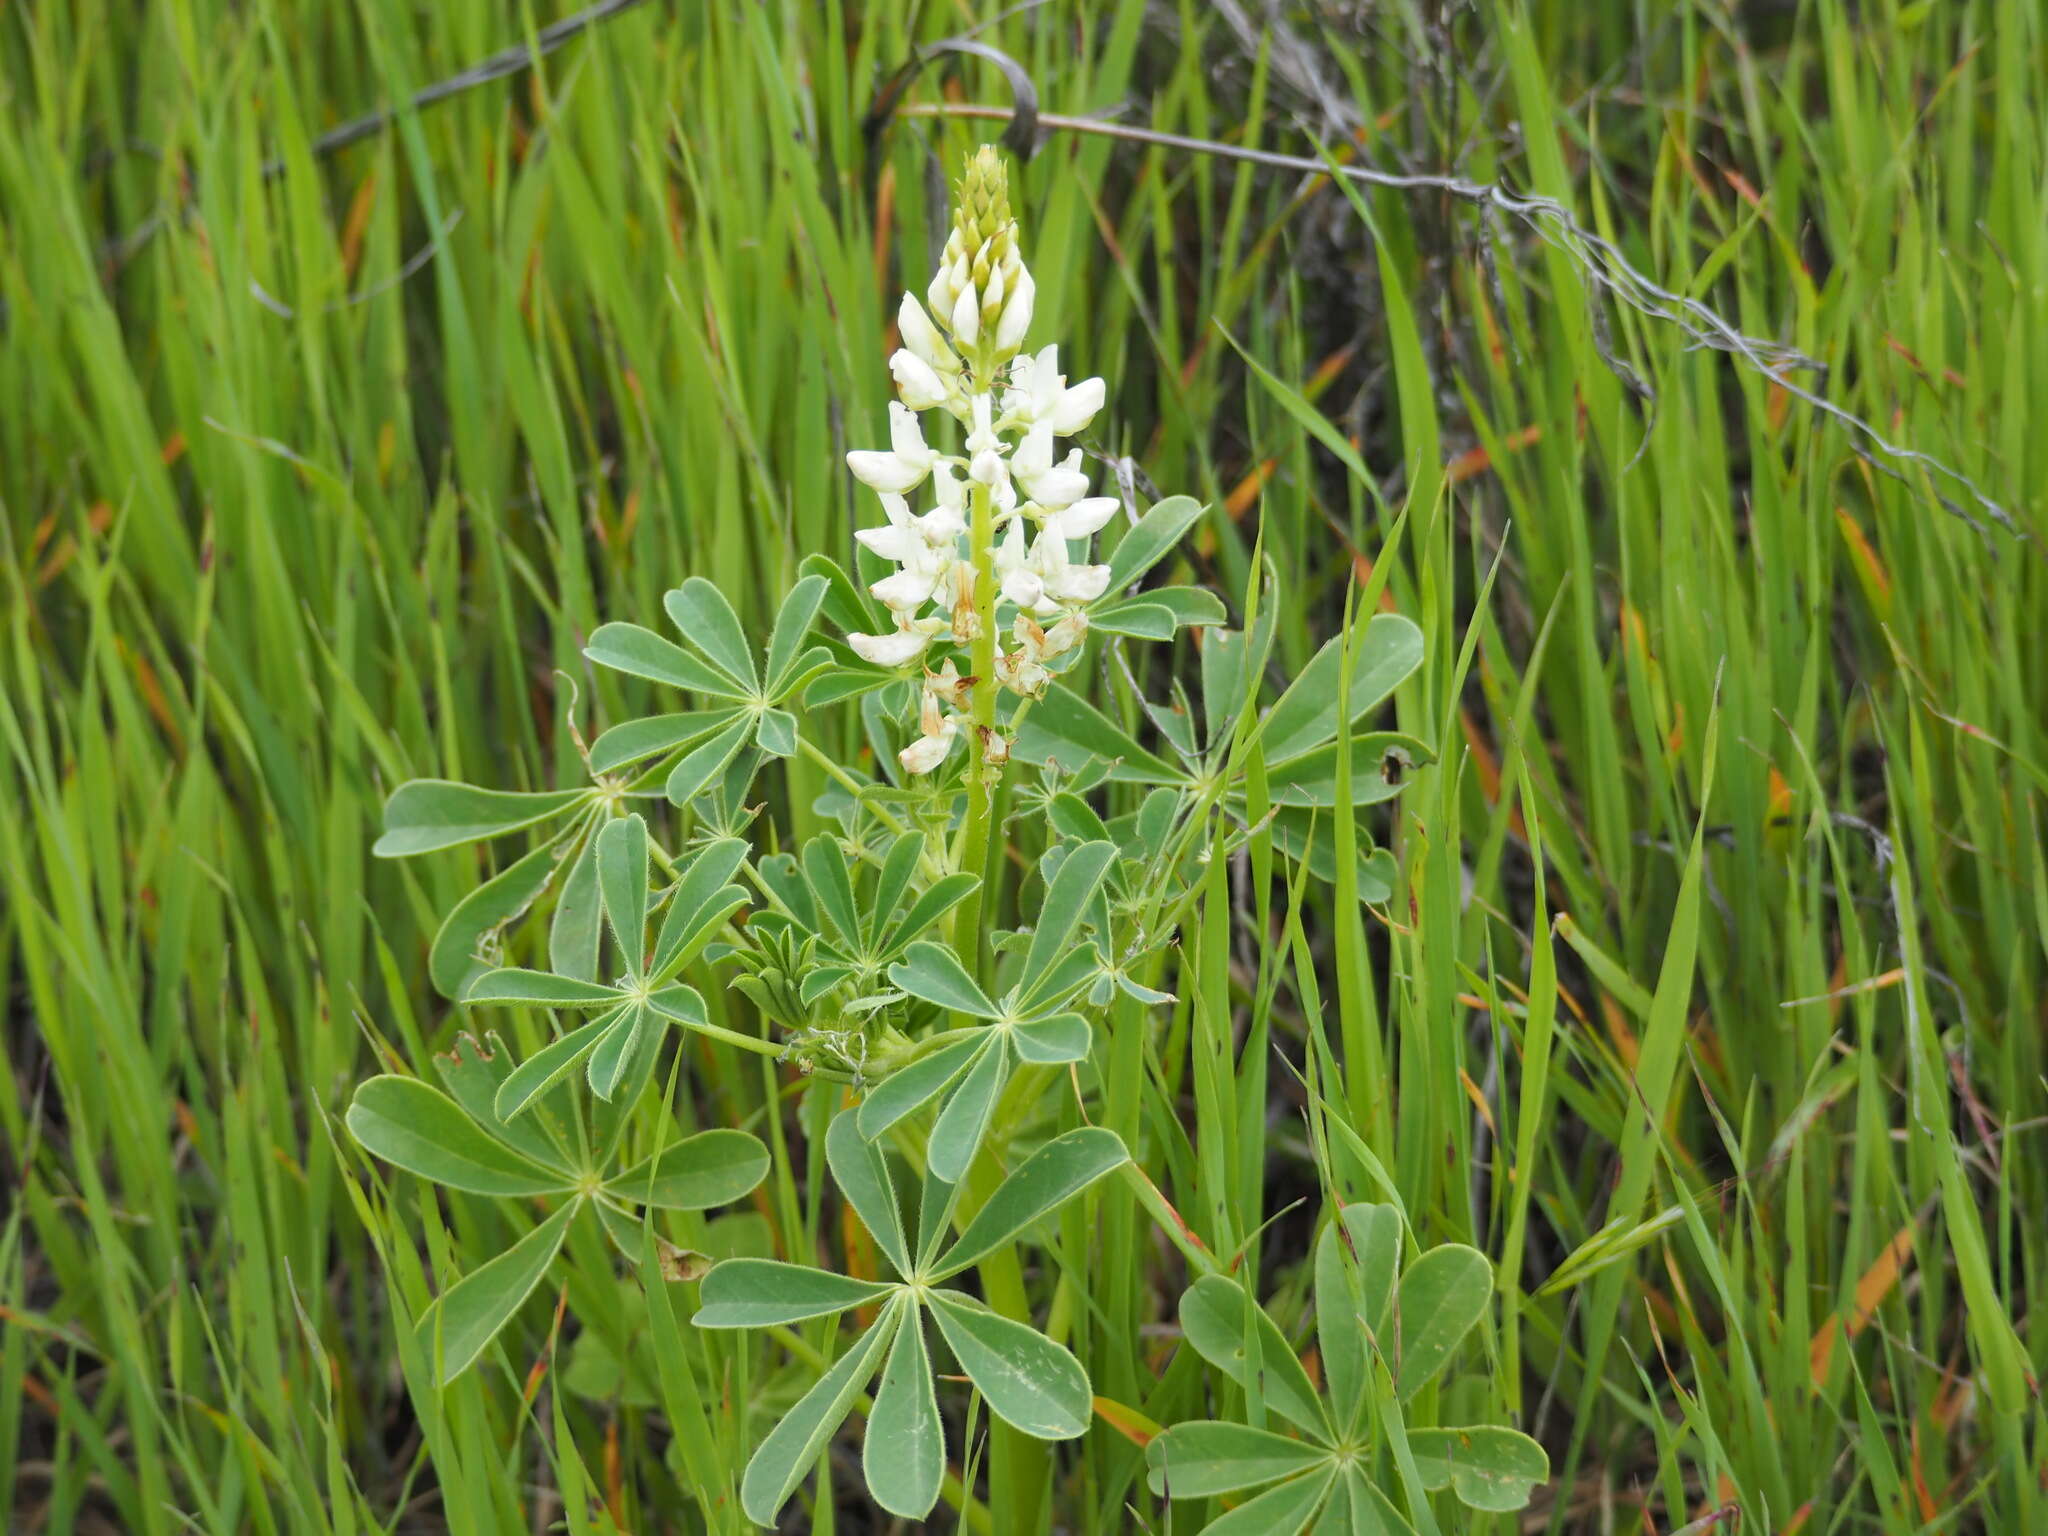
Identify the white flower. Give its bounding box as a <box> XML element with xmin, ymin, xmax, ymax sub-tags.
<box><xmin>931</xmin><ymin>459</ymin><xmax>966</xmax><ymax>515</ymax></box>
<box><xmin>1029</xmin><ymin>526</ymin><xmax>1111</xmax><ymax>606</ymax></box>
<box><xmin>849</xmin><ymin>618</ymin><xmax>943</xmax><ymax>668</ymax></box>
<box><xmin>1005</xmin><ymin>346</ymin><xmax>1105</xmax><ymax>437</ymax></box>
<box><xmin>1041</xmin><ymin>495</ymin><xmax>1119</xmax><ymax>541</ymax></box>
<box><xmin>847</xmin><ymin>404</ymin><xmax>940</xmax><ymax>494</ymax></box>
<box><xmin>846</xmin><ymin>449</ymin><xmax>926</xmax><ymax>495</ymax></box>
<box><xmin>890</xmin><ymin>349</ymin><xmax>950</xmax><ymax>411</ymax></box>
<box><xmin>899</xmin><ymin>687</ymin><xmax>959</xmax><ymax>774</ymax></box>
<box><xmin>950</xmin><ymin>285</ymin><xmax>980</xmax><ymax>346</ymax></box>
<box><xmin>994</xmin><ymin>266</ymin><xmax>1033</xmax><ymax>352</ymax></box>
<box><xmin>899</xmin><ymin>720</ymin><xmax>957</xmax><ymax>775</ymax></box>
<box><xmin>899</xmin><ymin>295</ymin><xmax>958</xmax><ymax>374</ymax></box>
<box><xmin>1052</xmin><ymin>375</ymin><xmax>1104</xmax><ymax>435</ymax></box>
<box><xmin>994</xmin><ymin>520</ymin><xmax>1110</xmax><ymax>615</ymax></box>
<box><xmin>1011</xmin><ymin>421</ymin><xmax>1090</xmax><ymax>510</ymax></box>
<box><xmin>994</xmin><ymin>519</ymin><xmax>1042</xmax><ymax>609</ymax></box>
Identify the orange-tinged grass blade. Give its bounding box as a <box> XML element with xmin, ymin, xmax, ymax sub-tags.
<box><xmin>1809</xmin><ymin>1217</ymin><xmax>1917</xmax><ymax>1386</ymax></box>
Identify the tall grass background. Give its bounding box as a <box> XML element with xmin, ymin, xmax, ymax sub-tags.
<box><xmin>3</xmin><ymin>0</ymin><xmax>2043</xmax><ymax>1530</ymax></box>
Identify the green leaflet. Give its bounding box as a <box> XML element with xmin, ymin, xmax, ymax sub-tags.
<box><xmin>347</xmin><ymin>1076</ymin><xmax>572</xmax><ymax>1196</ymax></box>
<box><xmin>415</xmin><ymin>1199</ymin><xmax>580</xmax><ymax>1384</ymax></box>
<box><xmin>375</xmin><ymin>781</ymin><xmax>589</xmax><ymax>857</ymax></box>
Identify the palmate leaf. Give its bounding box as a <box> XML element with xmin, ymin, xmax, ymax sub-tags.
<box><xmin>375</xmin><ymin>781</ymin><xmax>591</xmax><ymax>857</ymax></box>
<box><xmin>1406</xmin><ymin>1426</ymin><xmax>1549</xmax><ymax>1513</ymax></box>
<box><xmin>737</xmin><ymin>1306</ymin><xmax>898</xmax><ymax>1528</ymax></box>
<box><xmin>866</xmin><ymin>1306</ymin><xmax>943</xmax><ymax>1519</ymax></box>
<box><xmin>1264</xmin><ymin>733</ymin><xmax>1435</xmax><ymax>809</ymax></box>
<box><xmin>926</xmin><ymin>1038</ymin><xmax>1007</xmax><ymax>1183</ymax></box>
<box><xmin>1393</xmin><ymin>1244</ymin><xmax>1493</xmax><ymax>1400</ymax></box>
<box><xmin>934</xmin><ymin>1127</ymin><xmax>1127</xmax><ymax>1278</ymax></box>
<box><xmin>664</xmin><ymin>578</ymin><xmax>757</xmax><ymax>692</ymax></box>
<box><xmin>435</xmin><ymin>1032</ymin><xmax>572</xmax><ymax>1171</ymax></box>
<box><xmin>1143</xmin><ymin>1421</ymin><xmax>1329</xmax><ymax>1497</ymax></box>
<box><xmin>550</xmin><ymin>834</ymin><xmax>603</xmax><ymax>981</ymax></box>
<box><xmin>825</xmin><ymin>1110</ymin><xmax>911</xmax><ymax>1275</ymax></box>
<box><xmin>1104</xmin><ymin>494</ymin><xmax>1207</xmax><ymax>591</ymax></box>
<box><xmin>1156</xmin><ymin>1209</ymin><xmax>1535</xmax><ymax>1533</ymax></box>
<box><xmin>1320</xmin><ymin>1468</ymin><xmax>1418</xmax><ymax>1535</ymax></box>
<box><xmin>492</xmin><ymin>1011</ymin><xmax>622</xmax><ymax>1121</ymax></box>
<box><xmin>1178</xmin><ymin>1275</ymin><xmax>1330</xmax><ymax>1437</ymax></box>
<box><xmin>926</xmin><ymin>1293</ymin><xmax>1091</xmax><ymax>1439</ymax></box>
<box><xmin>585</xmin><ymin>621</ymin><xmax>741</xmax><ymax>697</ymax></box>
<box><xmin>888</xmin><ymin>941</ymin><xmax>999</xmax><ymax>1018</ymax></box>
<box><xmin>1202</xmin><ymin>1468</ymin><xmax>1337</xmax><ymax>1536</ymax></box>
<box><xmin>346</xmin><ymin>1076</ymin><xmax>573</xmax><ymax>1196</ymax></box>
<box><xmin>876</xmin><ymin>923</ymin><xmax>1106</xmax><ymax>1176</ymax></box>
<box><xmin>596</xmin><ymin>814</ymin><xmax>651</xmax><ymax>980</ymax></box>
<box><xmin>855</xmin><ymin>1033</ymin><xmax>983</xmax><ymax>1142</ymax></box>
<box><xmin>1258</xmin><ymin>613</ymin><xmax>1425</xmax><ymax>765</ymax></box>
<box><xmin>608</xmin><ymin>1129</ymin><xmax>769</xmax><ymax>1210</ymax></box>
<box><xmin>588</xmin><ymin>709</ymin><xmax>742</xmax><ymax>775</ymax></box>
<box><xmin>428</xmin><ymin>840</ymin><xmax>564</xmax><ymax>1000</ymax></box>
<box><xmin>1316</xmin><ymin>1204</ymin><xmax>1401</xmax><ymax>1431</ymax></box>
<box><xmin>764</xmin><ymin>575</ymin><xmax>829</xmax><ymax>693</ymax></box>
<box><xmin>416</xmin><ymin>1198</ymin><xmax>580</xmax><ymax>1384</ymax></box>
<box><xmin>665</xmin><ymin>712</ymin><xmax>754</xmax><ymax>806</ymax></box>
<box><xmin>1019</xmin><ymin>840</ymin><xmax>1116</xmax><ymax>997</ymax></box>
<box><xmin>652</xmin><ymin>837</ymin><xmax>749</xmax><ymax>978</ymax></box>
<box><xmin>697</xmin><ymin>1111</ymin><xmax>1119</xmax><ymax>1523</ymax></box>
<box><xmin>694</xmin><ymin>1260</ymin><xmax>895</xmax><ymax>1327</ymax></box>
<box><xmin>1012</xmin><ymin>683</ymin><xmax>1180</xmax><ymax>783</ymax></box>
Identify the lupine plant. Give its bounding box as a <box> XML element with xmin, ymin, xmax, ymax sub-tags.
<box><xmin>346</xmin><ymin>145</ymin><xmax>1531</xmax><ymax>1530</ymax></box>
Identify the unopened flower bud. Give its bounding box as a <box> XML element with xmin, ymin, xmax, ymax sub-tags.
<box><xmin>890</xmin><ymin>349</ymin><xmax>949</xmax><ymax>410</ymax></box>
<box><xmin>994</xmin><ymin>266</ymin><xmax>1034</xmax><ymax>353</ymax></box>
<box><xmin>898</xmin><ymin>295</ymin><xmax>959</xmax><ymax>374</ymax></box>
<box><xmin>950</xmin><ymin>285</ymin><xmax>980</xmax><ymax>346</ymax></box>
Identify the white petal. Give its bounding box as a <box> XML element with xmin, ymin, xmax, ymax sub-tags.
<box><xmin>1044</xmin><ymin>496</ymin><xmax>1119</xmax><ymax>540</ymax></box>
<box><xmin>994</xmin><ymin>518</ymin><xmax>1030</xmax><ymax>578</ymax></box>
<box><xmin>899</xmin><ymin>724</ymin><xmax>957</xmax><ymax>775</ymax></box>
<box><xmin>846</xmin><ymin>450</ymin><xmax>927</xmax><ymax>495</ymax></box>
<box><xmin>1002</xmin><ymin>568</ymin><xmax>1045</xmax><ymax>608</ymax></box>
<box><xmin>898</xmin><ymin>294</ymin><xmax>957</xmax><ymax>372</ymax></box>
<box><xmin>916</xmin><ymin>504</ymin><xmax>966</xmax><ymax>546</ymax></box>
<box><xmin>854</xmin><ymin>523</ymin><xmax>925</xmax><ymax>562</ymax></box>
<box><xmin>887</xmin><ymin>403</ymin><xmax>936</xmax><ymax>466</ymax></box>
<box><xmin>871</xmin><ymin>567</ymin><xmax>939</xmax><ymax>611</ymax></box>
<box><xmin>890</xmin><ymin>350</ymin><xmax>949</xmax><ymax>410</ymax></box>
<box><xmin>995</xmin><ymin>266</ymin><xmax>1034</xmax><ymax>351</ymax></box>
<box><xmin>848</xmin><ymin>628</ymin><xmax>932</xmax><ymax>667</ymax></box>
<box><xmin>1011</xmin><ymin>419</ymin><xmax>1054</xmax><ymax>477</ymax></box>
<box><xmin>969</xmin><ymin>448</ymin><xmax>1007</xmax><ymax>486</ymax></box>
<box><xmin>950</xmin><ymin>284</ymin><xmax>980</xmax><ymax>345</ymax></box>
<box><xmin>1048</xmin><ymin>561</ymin><xmax>1112</xmax><ymax>604</ymax></box>
<box><xmin>930</xmin><ymin>459</ymin><xmax>966</xmax><ymax>511</ymax></box>
<box><xmin>926</xmin><ymin>263</ymin><xmax>957</xmax><ymax>325</ymax></box>
<box><xmin>1023</xmin><ymin>463</ymin><xmax>1090</xmax><ymax>509</ymax></box>
<box><xmin>1052</xmin><ymin>376</ymin><xmax>1105</xmax><ymax>435</ymax></box>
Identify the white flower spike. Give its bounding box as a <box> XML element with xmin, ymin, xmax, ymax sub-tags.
<box><xmin>844</xmin><ymin>145</ymin><xmax>1121</xmax><ymax>780</ymax></box>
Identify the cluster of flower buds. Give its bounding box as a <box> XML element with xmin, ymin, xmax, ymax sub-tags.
<box><xmin>844</xmin><ymin>146</ymin><xmax>1124</xmax><ymax>776</ymax></box>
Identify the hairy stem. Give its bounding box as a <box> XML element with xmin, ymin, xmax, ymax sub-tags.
<box><xmin>950</xmin><ymin>473</ymin><xmax>1002</xmax><ymax>979</ymax></box>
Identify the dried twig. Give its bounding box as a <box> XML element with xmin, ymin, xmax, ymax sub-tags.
<box><xmin>883</xmin><ymin>93</ymin><xmax>2015</xmax><ymax>535</ymax></box>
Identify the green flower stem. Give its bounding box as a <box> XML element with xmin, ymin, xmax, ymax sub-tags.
<box><xmin>950</xmin><ymin>474</ymin><xmax>1002</xmax><ymax>981</ymax></box>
